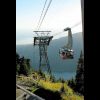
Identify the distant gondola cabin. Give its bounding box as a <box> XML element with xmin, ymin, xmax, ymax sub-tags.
<box><xmin>59</xmin><ymin>27</ymin><xmax>74</xmax><ymax>59</ymax></box>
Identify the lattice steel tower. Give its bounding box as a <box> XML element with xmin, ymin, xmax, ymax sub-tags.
<box><xmin>33</xmin><ymin>31</ymin><xmax>53</xmax><ymax>74</ymax></box>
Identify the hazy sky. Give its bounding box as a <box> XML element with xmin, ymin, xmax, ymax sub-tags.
<box><xmin>16</xmin><ymin>0</ymin><xmax>82</xmax><ymax>45</ymax></box>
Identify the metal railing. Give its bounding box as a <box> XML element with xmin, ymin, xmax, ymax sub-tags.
<box><xmin>16</xmin><ymin>84</ymin><xmax>45</xmax><ymax>100</ymax></box>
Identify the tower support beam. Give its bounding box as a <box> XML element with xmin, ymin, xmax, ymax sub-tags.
<box><xmin>33</xmin><ymin>31</ymin><xmax>53</xmax><ymax>74</ymax></box>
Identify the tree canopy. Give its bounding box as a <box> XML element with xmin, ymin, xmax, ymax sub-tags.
<box><xmin>16</xmin><ymin>52</ymin><xmax>31</xmax><ymax>76</ymax></box>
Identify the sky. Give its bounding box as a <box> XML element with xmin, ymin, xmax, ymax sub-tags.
<box><xmin>16</xmin><ymin>0</ymin><xmax>82</xmax><ymax>45</ymax></box>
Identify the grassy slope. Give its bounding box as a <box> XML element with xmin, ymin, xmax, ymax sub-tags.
<box><xmin>39</xmin><ymin>80</ymin><xmax>84</xmax><ymax>100</ymax></box>
<box><xmin>16</xmin><ymin>73</ymin><xmax>84</xmax><ymax>100</ymax></box>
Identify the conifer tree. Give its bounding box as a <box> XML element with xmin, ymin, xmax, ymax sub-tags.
<box><xmin>75</xmin><ymin>50</ymin><xmax>84</xmax><ymax>95</ymax></box>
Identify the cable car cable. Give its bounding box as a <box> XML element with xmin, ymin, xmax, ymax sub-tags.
<box><xmin>53</xmin><ymin>21</ymin><xmax>81</xmax><ymax>37</ymax></box>
<box><xmin>37</xmin><ymin>0</ymin><xmax>52</xmax><ymax>31</ymax></box>
<box><xmin>36</xmin><ymin>0</ymin><xmax>48</xmax><ymax>31</ymax></box>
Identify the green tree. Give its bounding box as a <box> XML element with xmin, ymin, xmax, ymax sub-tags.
<box><xmin>75</xmin><ymin>50</ymin><xmax>84</xmax><ymax>95</ymax></box>
<box><xmin>16</xmin><ymin>53</ymin><xmax>20</xmax><ymax>75</ymax></box>
<box><xmin>19</xmin><ymin>57</ymin><xmax>30</xmax><ymax>76</ymax></box>
<box><xmin>16</xmin><ymin>64</ymin><xmax>20</xmax><ymax>75</ymax></box>
<box><xmin>67</xmin><ymin>51</ymin><xmax>84</xmax><ymax>95</ymax></box>
<box><xmin>16</xmin><ymin>53</ymin><xmax>31</xmax><ymax>76</ymax></box>
<box><xmin>59</xmin><ymin>78</ymin><xmax>65</xmax><ymax>93</ymax></box>
<box><xmin>26</xmin><ymin>59</ymin><xmax>31</xmax><ymax>69</ymax></box>
<box><xmin>67</xmin><ymin>78</ymin><xmax>76</xmax><ymax>90</ymax></box>
<box><xmin>16</xmin><ymin>52</ymin><xmax>20</xmax><ymax>65</ymax></box>
<box><xmin>50</xmin><ymin>74</ymin><xmax>56</xmax><ymax>82</ymax></box>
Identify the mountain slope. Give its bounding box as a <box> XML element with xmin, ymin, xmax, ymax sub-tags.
<box><xmin>16</xmin><ymin>32</ymin><xmax>83</xmax><ymax>72</ymax></box>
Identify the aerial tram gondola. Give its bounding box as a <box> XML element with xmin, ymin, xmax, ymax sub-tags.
<box><xmin>59</xmin><ymin>27</ymin><xmax>74</xmax><ymax>59</ymax></box>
